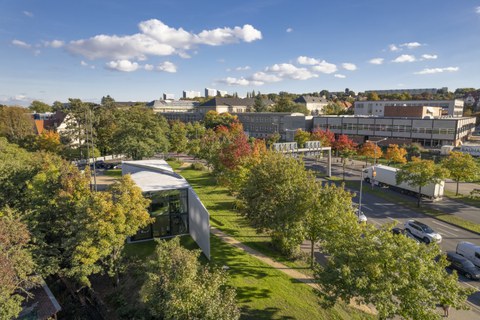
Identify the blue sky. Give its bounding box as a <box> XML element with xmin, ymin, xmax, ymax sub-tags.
<box><xmin>1</xmin><ymin>0</ymin><xmax>480</xmax><ymax>105</ymax></box>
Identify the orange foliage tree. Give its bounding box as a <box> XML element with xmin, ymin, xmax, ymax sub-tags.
<box><xmin>358</xmin><ymin>141</ymin><xmax>383</xmax><ymax>165</ymax></box>
<box><xmin>385</xmin><ymin>144</ymin><xmax>407</xmax><ymax>165</ymax></box>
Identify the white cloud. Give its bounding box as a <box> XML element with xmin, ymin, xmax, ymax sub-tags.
<box><xmin>23</xmin><ymin>11</ymin><xmax>33</xmax><ymax>17</ymax></box>
<box><xmin>342</xmin><ymin>63</ymin><xmax>357</xmax><ymax>71</ymax></box>
<box><xmin>144</xmin><ymin>64</ymin><xmax>154</xmax><ymax>71</ymax></box>
<box><xmin>414</xmin><ymin>67</ymin><xmax>459</xmax><ymax>75</ymax></box>
<box><xmin>105</xmin><ymin>59</ymin><xmax>139</xmax><ymax>72</ymax></box>
<box><xmin>251</xmin><ymin>71</ymin><xmax>282</xmax><ymax>83</ymax></box>
<box><xmin>334</xmin><ymin>74</ymin><xmax>346</xmax><ymax>78</ymax></box>
<box><xmin>297</xmin><ymin>56</ymin><xmax>320</xmax><ymax>65</ymax></box>
<box><xmin>67</xmin><ymin>19</ymin><xmax>262</xmax><ymax>61</ymax></box>
<box><xmin>476</xmin><ymin>6</ymin><xmax>480</xmax><ymax>14</ymax></box>
<box><xmin>156</xmin><ymin>61</ymin><xmax>177</xmax><ymax>73</ymax></box>
<box><xmin>312</xmin><ymin>60</ymin><xmax>337</xmax><ymax>74</ymax></box>
<box><xmin>222</xmin><ymin>77</ymin><xmax>251</xmax><ymax>86</ymax></box>
<box><xmin>369</xmin><ymin>58</ymin><xmax>384</xmax><ymax>65</ymax></box>
<box><xmin>44</xmin><ymin>40</ymin><xmax>64</xmax><ymax>48</ymax></box>
<box><xmin>235</xmin><ymin>65</ymin><xmax>251</xmax><ymax>71</ymax></box>
<box><xmin>392</xmin><ymin>54</ymin><xmax>416</xmax><ymax>63</ymax></box>
<box><xmin>12</xmin><ymin>39</ymin><xmax>31</xmax><ymax>49</ymax></box>
<box><xmin>400</xmin><ymin>42</ymin><xmax>422</xmax><ymax>49</ymax></box>
<box><xmin>421</xmin><ymin>54</ymin><xmax>438</xmax><ymax>60</ymax></box>
<box><xmin>265</xmin><ymin>63</ymin><xmax>318</xmax><ymax>80</ymax></box>
<box><xmin>389</xmin><ymin>44</ymin><xmax>400</xmax><ymax>52</ymax></box>
<box><xmin>80</xmin><ymin>61</ymin><xmax>88</xmax><ymax>66</ymax></box>
<box><xmin>286</xmin><ymin>27</ymin><xmax>293</xmax><ymax>33</ymax></box>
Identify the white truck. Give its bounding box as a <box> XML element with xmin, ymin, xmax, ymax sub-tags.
<box><xmin>363</xmin><ymin>164</ymin><xmax>444</xmax><ymax>200</ymax></box>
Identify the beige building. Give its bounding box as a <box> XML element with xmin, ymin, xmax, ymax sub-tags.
<box><xmin>294</xmin><ymin>95</ymin><xmax>329</xmax><ymax>115</ymax></box>
<box><xmin>354</xmin><ymin>99</ymin><xmax>464</xmax><ymax>117</ymax></box>
<box><xmin>313</xmin><ymin>115</ymin><xmax>476</xmax><ymax>147</ymax></box>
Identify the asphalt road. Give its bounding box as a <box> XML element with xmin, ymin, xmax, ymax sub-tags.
<box><xmin>304</xmin><ymin>157</ymin><xmax>480</xmax><ymax>319</ymax></box>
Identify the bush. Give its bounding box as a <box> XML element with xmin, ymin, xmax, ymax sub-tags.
<box><xmin>190</xmin><ymin>162</ymin><xmax>206</xmax><ymax>171</ymax></box>
<box><xmin>470</xmin><ymin>189</ymin><xmax>480</xmax><ymax>199</ymax></box>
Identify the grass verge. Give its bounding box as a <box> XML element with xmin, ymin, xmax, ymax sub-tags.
<box><xmin>103</xmin><ymin>169</ymin><xmax>122</xmax><ymax>177</ymax></box>
<box><xmin>444</xmin><ymin>190</ymin><xmax>480</xmax><ymax>209</ymax></box>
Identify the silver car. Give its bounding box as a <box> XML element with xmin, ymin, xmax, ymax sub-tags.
<box><xmin>404</xmin><ymin>220</ymin><xmax>442</xmax><ymax>244</ymax></box>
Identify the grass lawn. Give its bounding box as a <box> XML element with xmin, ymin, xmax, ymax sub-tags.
<box><xmin>103</xmin><ymin>169</ymin><xmax>122</xmax><ymax>177</ymax></box>
<box><xmin>444</xmin><ymin>190</ymin><xmax>480</xmax><ymax>209</ymax></box>
<box><xmin>168</xmin><ymin>165</ymin><xmax>373</xmax><ymax>319</ymax></box>
<box><xmin>344</xmin><ymin>181</ymin><xmax>480</xmax><ymax>234</ymax></box>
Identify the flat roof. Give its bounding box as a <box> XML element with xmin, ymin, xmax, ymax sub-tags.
<box><xmin>122</xmin><ymin>160</ymin><xmax>190</xmax><ymax>192</ymax></box>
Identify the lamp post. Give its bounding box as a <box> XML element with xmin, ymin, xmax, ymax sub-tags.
<box><xmin>367</xmin><ymin>137</ymin><xmax>388</xmax><ymax>166</ymax></box>
<box><xmin>359</xmin><ymin>168</ymin><xmax>365</xmax><ymax>215</ymax></box>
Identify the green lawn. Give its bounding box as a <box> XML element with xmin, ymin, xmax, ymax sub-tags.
<box><xmin>103</xmin><ymin>169</ymin><xmax>122</xmax><ymax>177</ymax></box>
<box><xmin>444</xmin><ymin>190</ymin><xmax>480</xmax><ymax>209</ymax></box>
<box><xmin>170</xmin><ymin>165</ymin><xmax>373</xmax><ymax>319</ymax></box>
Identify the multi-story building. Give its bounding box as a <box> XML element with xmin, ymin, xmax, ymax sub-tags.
<box><xmin>146</xmin><ymin>99</ymin><xmax>199</xmax><ymax>113</ymax></box>
<box><xmin>354</xmin><ymin>99</ymin><xmax>464</xmax><ymax>117</ymax></box>
<box><xmin>294</xmin><ymin>95</ymin><xmax>329</xmax><ymax>115</ymax></box>
<box><xmin>365</xmin><ymin>87</ymin><xmax>448</xmax><ymax>96</ymax></box>
<box><xmin>313</xmin><ymin>115</ymin><xmax>476</xmax><ymax>147</ymax></box>
<box><xmin>205</xmin><ymin>88</ymin><xmax>217</xmax><ymax>97</ymax></box>
<box><xmin>163</xmin><ymin>93</ymin><xmax>175</xmax><ymax>100</ymax></box>
<box><xmin>183</xmin><ymin>90</ymin><xmax>201</xmax><ymax>99</ymax></box>
<box><xmin>217</xmin><ymin>90</ymin><xmax>228</xmax><ymax>97</ymax></box>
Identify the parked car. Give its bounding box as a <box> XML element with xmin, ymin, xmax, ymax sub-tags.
<box><xmin>446</xmin><ymin>252</ymin><xmax>480</xmax><ymax>280</ymax></box>
<box><xmin>391</xmin><ymin>227</ymin><xmax>421</xmax><ymax>243</ymax></box>
<box><xmin>404</xmin><ymin>220</ymin><xmax>442</xmax><ymax>244</ymax></box>
<box><xmin>456</xmin><ymin>241</ymin><xmax>480</xmax><ymax>268</ymax></box>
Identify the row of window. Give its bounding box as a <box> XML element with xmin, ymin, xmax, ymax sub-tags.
<box><xmin>317</xmin><ymin>124</ymin><xmax>456</xmax><ymax>135</ymax></box>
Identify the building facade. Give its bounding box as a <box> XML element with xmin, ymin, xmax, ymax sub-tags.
<box><xmin>183</xmin><ymin>90</ymin><xmax>201</xmax><ymax>99</ymax></box>
<box><xmin>364</xmin><ymin>87</ymin><xmax>448</xmax><ymax>96</ymax></box>
<box><xmin>354</xmin><ymin>99</ymin><xmax>464</xmax><ymax>117</ymax></box>
<box><xmin>313</xmin><ymin>116</ymin><xmax>476</xmax><ymax>147</ymax></box>
<box><xmin>294</xmin><ymin>95</ymin><xmax>329</xmax><ymax>115</ymax></box>
<box><xmin>122</xmin><ymin>160</ymin><xmax>210</xmax><ymax>258</ymax></box>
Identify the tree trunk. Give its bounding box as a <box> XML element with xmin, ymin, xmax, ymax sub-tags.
<box><xmin>310</xmin><ymin>240</ymin><xmax>315</xmax><ymax>268</ymax></box>
<box><xmin>417</xmin><ymin>186</ymin><xmax>422</xmax><ymax>208</ymax></box>
<box><xmin>343</xmin><ymin>160</ymin><xmax>346</xmax><ymax>181</ymax></box>
<box><xmin>456</xmin><ymin>180</ymin><xmax>460</xmax><ymax>196</ymax></box>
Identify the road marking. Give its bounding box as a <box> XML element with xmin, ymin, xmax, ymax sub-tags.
<box><xmin>374</xmin><ymin>203</ymin><xmax>395</xmax><ymax>206</ymax></box>
<box><xmin>431</xmin><ymin>220</ymin><xmax>460</xmax><ymax>232</ymax></box>
<box><xmin>361</xmin><ymin>205</ymin><xmax>373</xmax><ymax>211</ymax></box>
<box><xmin>436</xmin><ymin>228</ymin><xmax>458</xmax><ymax>237</ymax></box>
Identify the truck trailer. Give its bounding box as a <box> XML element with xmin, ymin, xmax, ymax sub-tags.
<box><xmin>363</xmin><ymin>165</ymin><xmax>444</xmax><ymax>200</ymax></box>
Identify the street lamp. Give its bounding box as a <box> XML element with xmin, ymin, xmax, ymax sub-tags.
<box><xmin>359</xmin><ymin>168</ymin><xmax>366</xmax><ymax>215</ymax></box>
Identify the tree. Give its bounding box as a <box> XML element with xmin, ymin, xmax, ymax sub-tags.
<box><xmin>304</xmin><ymin>182</ymin><xmax>357</xmax><ymax>267</ymax></box>
<box><xmin>238</xmin><ymin>151</ymin><xmax>313</xmax><ymax>257</ymax></box>
<box><xmin>403</xmin><ymin>143</ymin><xmax>424</xmax><ymax>160</ymax></box>
<box><xmin>36</xmin><ymin>130</ymin><xmax>62</xmax><ymax>153</ymax></box>
<box><xmin>358</xmin><ymin>141</ymin><xmax>382</xmax><ymax>165</ymax></box>
<box><xmin>29</xmin><ymin>100</ymin><xmax>52</xmax><ymax>113</ymax></box>
<box><xmin>334</xmin><ymin>135</ymin><xmax>357</xmax><ymax>180</ymax></box>
<box><xmin>315</xmin><ymin>223</ymin><xmax>474</xmax><ymax>320</ymax></box>
<box><xmin>101</xmin><ymin>95</ymin><xmax>116</xmax><ymax>107</ymax></box>
<box><xmin>441</xmin><ymin>151</ymin><xmax>480</xmax><ymax>195</ymax></box>
<box><xmin>140</xmin><ymin>238</ymin><xmax>240</xmax><ymax>320</ymax></box>
<box><xmin>169</xmin><ymin>120</ymin><xmax>188</xmax><ymax>156</ymax></box>
<box><xmin>0</xmin><ymin>106</ymin><xmax>34</xmax><ymax>144</ymax></box>
<box><xmin>70</xmin><ymin>175</ymin><xmax>152</xmax><ymax>286</ymax></box>
<box><xmin>253</xmin><ymin>95</ymin><xmax>268</xmax><ymax>112</ymax></box>
<box><xmin>396</xmin><ymin>157</ymin><xmax>449</xmax><ymax>207</ymax></box>
<box><xmin>385</xmin><ymin>144</ymin><xmax>407</xmax><ymax>165</ymax></box>
<box><xmin>366</xmin><ymin>92</ymin><xmax>380</xmax><ymax>101</ymax></box>
<box><xmin>322</xmin><ymin>103</ymin><xmax>345</xmax><ymax>115</ymax></box>
<box><xmin>266</xmin><ymin>132</ymin><xmax>280</xmax><ymax>147</ymax></box>
<box><xmin>294</xmin><ymin>129</ymin><xmax>310</xmax><ymax>148</ymax></box>
<box><xmin>310</xmin><ymin>129</ymin><xmax>335</xmax><ymax>147</ymax></box>
<box><xmin>0</xmin><ymin>208</ymin><xmax>39</xmax><ymax>320</ymax></box>
<box><xmin>204</xmin><ymin>111</ymin><xmax>237</xmax><ymax>130</ymax></box>
<box><xmin>112</xmin><ymin>107</ymin><xmax>169</xmax><ymax>160</ymax></box>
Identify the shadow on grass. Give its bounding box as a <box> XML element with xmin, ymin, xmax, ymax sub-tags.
<box><xmin>240</xmin><ymin>306</ymin><xmax>295</xmax><ymax>320</ymax></box>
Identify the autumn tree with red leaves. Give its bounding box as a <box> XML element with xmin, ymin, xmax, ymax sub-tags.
<box><xmin>334</xmin><ymin>135</ymin><xmax>357</xmax><ymax>180</ymax></box>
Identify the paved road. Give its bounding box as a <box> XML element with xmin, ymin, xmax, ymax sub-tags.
<box><xmin>304</xmin><ymin>158</ymin><xmax>480</xmax><ymax>319</ymax></box>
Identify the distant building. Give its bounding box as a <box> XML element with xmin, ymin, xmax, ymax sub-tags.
<box><xmin>383</xmin><ymin>105</ymin><xmax>443</xmax><ymax>118</ymax></box>
<box><xmin>146</xmin><ymin>99</ymin><xmax>199</xmax><ymax>113</ymax></box>
<box><xmin>205</xmin><ymin>88</ymin><xmax>217</xmax><ymax>97</ymax></box>
<box><xmin>354</xmin><ymin>99</ymin><xmax>464</xmax><ymax>117</ymax></box>
<box><xmin>183</xmin><ymin>90</ymin><xmax>201</xmax><ymax>99</ymax></box>
<box><xmin>217</xmin><ymin>90</ymin><xmax>228</xmax><ymax>97</ymax></box>
<box><xmin>163</xmin><ymin>93</ymin><xmax>175</xmax><ymax>100</ymax></box>
<box><xmin>294</xmin><ymin>95</ymin><xmax>329</xmax><ymax>115</ymax></box>
<box><xmin>365</xmin><ymin>87</ymin><xmax>448</xmax><ymax>96</ymax></box>
<box><xmin>313</xmin><ymin>115</ymin><xmax>475</xmax><ymax>147</ymax></box>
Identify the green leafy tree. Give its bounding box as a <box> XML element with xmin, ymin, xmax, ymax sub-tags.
<box><xmin>304</xmin><ymin>183</ymin><xmax>357</xmax><ymax>267</ymax></box>
<box><xmin>0</xmin><ymin>208</ymin><xmax>39</xmax><ymax>320</ymax></box>
<box><xmin>29</xmin><ymin>100</ymin><xmax>52</xmax><ymax>113</ymax></box>
<box><xmin>140</xmin><ymin>238</ymin><xmax>240</xmax><ymax>320</ymax></box>
<box><xmin>366</xmin><ymin>92</ymin><xmax>380</xmax><ymax>101</ymax></box>
<box><xmin>253</xmin><ymin>95</ymin><xmax>268</xmax><ymax>112</ymax></box>
<box><xmin>266</xmin><ymin>132</ymin><xmax>280</xmax><ymax>147</ymax></box>
<box><xmin>293</xmin><ymin>129</ymin><xmax>310</xmax><ymax>148</ymax></box>
<box><xmin>0</xmin><ymin>106</ymin><xmax>35</xmax><ymax>144</ymax></box>
<box><xmin>36</xmin><ymin>130</ymin><xmax>62</xmax><ymax>153</ymax></box>
<box><xmin>396</xmin><ymin>157</ymin><xmax>449</xmax><ymax>207</ymax></box>
<box><xmin>204</xmin><ymin>111</ymin><xmax>237</xmax><ymax>130</ymax></box>
<box><xmin>70</xmin><ymin>175</ymin><xmax>152</xmax><ymax>286</ymax></box>
<box><xmin>441</xmin><ymin>151</ymin><xmax>480</xmax><ymax>195</ymax></box>
<box><xmin>238</xmin><ymin>151</ymin><xmax>313</xmax><ymax>257</ymax></box>
<box><xmin>112</xmin><ymin>107</ymin><xmax>169</xmax><ymax>160</ymax></box>
<box><xmin>322</xmin><ymin>103</ymin><xmax>345</xmax><ymax>115</ymax></box>
<box><xmin>169</xmin><ymin>120</ymin><xmax>188</xmax><ymax>156</ymax></box>
<box><xmin>315</xmin><ymin>224</ymin><xmax>474</xmax><ymax>320</ymax></box>
<box><xmin>94</xmin><ymin>106</ymin><xmax>117</xmax><ymax>155</ymax></box>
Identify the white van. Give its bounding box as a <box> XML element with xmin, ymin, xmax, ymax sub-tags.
<box><xmin>456</xmin><ymin>242</ymin><xmax>480</xmax><ymax>268</ymax></box>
